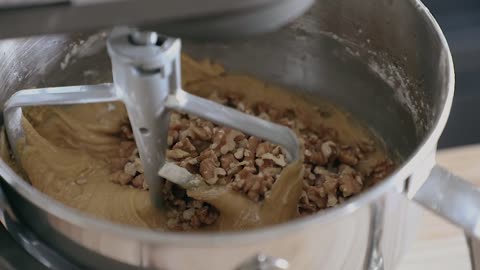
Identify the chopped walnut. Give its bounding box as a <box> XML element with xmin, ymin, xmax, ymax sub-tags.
<box><xmin>369</xmin><ymin>159</ymin><xmax>395</xmax><ymax>184</ymax></box>
<box><xmin>255</xmin><ymin>142</ymin><xmax>272</xmax><ymax>157</ymax></box>
<box><xmin>327</xmin><ymin>193</ymin><xmax>338</xmax><ymax>207</ymax></box>
<box><xmin>233</xmin><ymin>148</ymin><xmax>244</xmax><ymax>160</ymax></box>
<box><xmin>220</xmin><ymin>153</ymin><xmax>238</xmax><ymax>172</ymax></box>
<box><xmin>190</xmin><ymin>206</ymin><xmax>218</xmax><ymax>227</ymax></box>
<box><xmin>110</xmin><ymin>171</ymin><xmax>133</xmax><ymax>185</ymax></box>
<box><xmin>199</xmin><ymin>156</ymin><xmax>226</xmax><ymax>185</ymax></box>
<box><xmin>124</xmin><ymin>162</ymin><xmax>137</xmax><ymax>176</ymax></box>
<box><xmin>232</xmin><ymin>168</ymin><xmax>273</xmax><ymax>202</ymax></box>
<box><xmin>111</xmin><ymin>91</ymin><xmax>395</xmax><ymax>230</ymax></box>
<box><xmin>131</xmin><ymin>174</ymin><xmax>145</xmax><ymax>189</ymax></box>
<box><xmin>199</xmin><ymin>158</ymin><xmax>217</xmax><ymax>179</ymax></box>
<box><xmin>167</xmin><ymin>149</ymin><xmax>191</xmax><ymax>160</ymax></box>
<box><xmin>260</xmin><ymin>153</ymin><xmax>286</xmax><ymax>167</ymax></box>
<box><xmin>321</xmin><ymin>141</ymin><xmax>337</xmax><ymax>161</ymax></box>
<box><xmin>302</xmin><ymin>185</ymin><xmax>326</xmax><ymax>210</ymax></box>
<box><xmin>358</xmin><ymin>139</ymin><xmax>375</xmax><ymax>153</ymax></box>
<box><xmin>338</xmin><ymin>165</ymin><xmax>363</xmax><ymax>197</ymax></box>
<box><xmin>210</xmin><ymin>127</ymin><xmax>226</xmax><ymax>151</ymax></box>
<box><xmin>173</xmin><ymin>137</ymin><xmax>197</xmax><ymax>154</ymax></box>
<box><xmin>304</xmin><ymin>148</ymin><xmax>328</xmax><ymax>166</ymax></box>
<box><xmin>166</xmin><ymin>204</ymin><xmax>219</xmax><ymax>231</ymax></box>
<box><xmin>178</xmin><ymin>157</ymin><xmax>199</xmax><ymax>173</ymax></box>
<box><xmin>338</xmin><ymin>146</ymin><xmax>359</xmax><ymax>166</ymax></box>
<box><xmin>191</xmin><ymin>125</ymin><xmax>213</xmax><ymax>141</ymax></box>
<box><xmin>220</xmin><ymin>130</ymin><xmax>239</xmax><ymax>155</ymax></box>
<box><xmin>120</xmin><ymin>124</ymin><xmax>134</xmax><ymax>140</ymax></box>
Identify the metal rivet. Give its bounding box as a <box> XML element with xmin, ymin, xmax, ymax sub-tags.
<box><xmin>134</xmin><ymin>66</ymin><xmax>164</xmax><ymax>76</ymax></box>
<box><xmin>235</xmin><ymin>254</ymin><xmax>290</xmax><ymax>270</ymax></box>
<box><xmin>129</xmin><ymin>31</ymin><xmax>159</xmax><ymax>46</ymax></box>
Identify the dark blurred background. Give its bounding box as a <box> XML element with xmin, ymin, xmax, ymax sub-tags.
<box><xmin>422</xmin><ymin>0</ymin><xmax>480</xmax><ymax>148</ymax></box>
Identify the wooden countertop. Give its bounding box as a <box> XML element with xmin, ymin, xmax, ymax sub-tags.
<box><xmin>397</xmin><ymin>145</ymin><xmax>480</xmax><ymax>270</ymax></box>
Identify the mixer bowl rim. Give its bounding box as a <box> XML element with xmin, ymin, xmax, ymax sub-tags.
<box><xmin>0</xmin><ymin>0</ymin><xmax>454</xmax><ymax>246</ymax></box>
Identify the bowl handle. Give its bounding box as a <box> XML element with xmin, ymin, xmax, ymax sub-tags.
<box><xmin>412</xmin><ymin>165</ymin><xmax>480</xmax><ymax>270</ymax></box>
<box><xmin>467</xmin><ymin>236</ymin><xmax>480</xmax><ymax>270</ymax></box>
<box><xmin>235</xmin><ymin>254</ymin><xmax>290</xmax><ymax>270</ymax></box>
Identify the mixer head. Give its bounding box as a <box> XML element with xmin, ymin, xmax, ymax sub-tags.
<box><xmin>0</xmin><ymin>0</ymin><xmax>314</xmax><ymax>39</ymax></box>
<box><xmin>3</xmin><ymin>28</ymin><xmax>301</xmax><ymax>208</ymax></box>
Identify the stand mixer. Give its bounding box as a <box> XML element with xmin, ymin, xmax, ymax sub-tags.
<box><xmin>3</xmin><ymin>1</ymin><xmax>478</xmax><ymax>270</ymax></box>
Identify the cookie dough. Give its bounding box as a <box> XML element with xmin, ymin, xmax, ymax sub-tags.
<box><xmin>4</xmin><ymin>55</ymin><xmax>394</xmax><ymax>231</ymax></box>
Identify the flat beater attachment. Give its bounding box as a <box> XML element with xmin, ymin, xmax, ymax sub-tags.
<box><xmin>3</xmin><ymin>28</ymin><xmax>300</xmax><ymax>208</ymax></box>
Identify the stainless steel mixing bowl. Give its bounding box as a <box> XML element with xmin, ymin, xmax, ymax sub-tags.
<box><xmin>0</xmin><ymin>0</ymin><xmax>471</xmax><ymax>269</ymax></box>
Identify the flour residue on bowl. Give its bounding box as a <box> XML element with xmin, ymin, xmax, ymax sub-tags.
<box><xmin>317</xmin><ymin>29</ymin><xmax>431</xmax><ymax>138</ymax></box>
<box><xmin>60</xmin><ymin>32</ymin><xmax>108</xmax><ymax>70</ymax></box>
<box><xmin>291</xmin><ymin>16</ymin><xmax>431</xmax><ymax>138</ymax></box>
<box><xmin>366</xmin><ymin>54</ymin><xmax>431</xmax><ymax>137</ymax></box>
